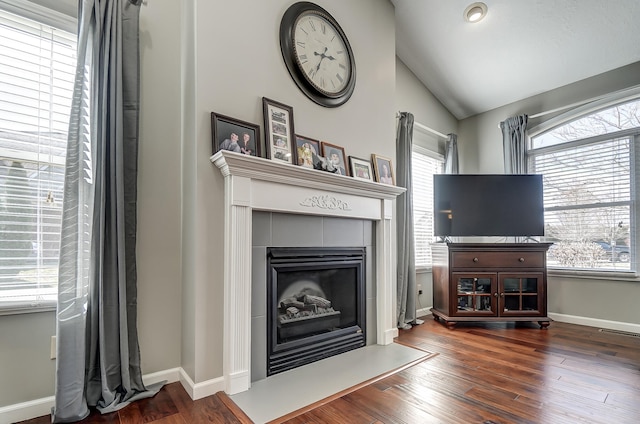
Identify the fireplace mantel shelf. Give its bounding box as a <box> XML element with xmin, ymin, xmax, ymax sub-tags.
<box><xmin>211</xmin><ymin>150</ymin><xmax>406</xmax><ymax>201</ymax></box>
<box><xmin>211</xmin><ymin>150</ymin><xmax>405</xmax><ymax>395</ymax></box>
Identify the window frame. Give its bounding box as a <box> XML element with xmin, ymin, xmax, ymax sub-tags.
<box><xmin>527</xmin><ymin>87</ymin><xmax>640</xmax><ymax>280</ymax></box>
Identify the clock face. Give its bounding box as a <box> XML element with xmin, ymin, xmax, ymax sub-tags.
<box><xmin>280</xmin><ymin>2</ymin><xmax>356</xmax><ymax>108</ymax></box>
<box><xmin>292</xmin><ymin>12</ymin><xmax>352</xmax><ymax>96</ymax></box>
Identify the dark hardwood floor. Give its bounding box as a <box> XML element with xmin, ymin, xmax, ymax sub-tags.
<box><xmin>19</xmin><ymin>316</ymin><xmax>640</xmax><ymax>423</ymax></box>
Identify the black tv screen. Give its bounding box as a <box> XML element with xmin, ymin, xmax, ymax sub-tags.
<box><xmin>433</xmin><ymin>174</ymin><xmax>544</xmax><ymax>237</ymax></box>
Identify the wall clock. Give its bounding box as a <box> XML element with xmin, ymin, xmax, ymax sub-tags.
<box><xmin>280</xmin><ymin>2</ymin><xmax>356</xmax><ymax>108</ymax></box>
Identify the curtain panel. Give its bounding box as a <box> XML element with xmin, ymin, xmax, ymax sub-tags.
<box><xmin>52</xmin><ymin>1</ymin><xmax>162</xmax><ymax>421</ymax></box>
<box><xmin>444</xmin><ymin>133</ymin><xmax>459</xmax><ymax>174</ymax></box>
<box><xmin>396</xmin><ymin>112</ymin><xmax>418</xmax><ymax>329</ymax></box>
<box><xmin>500</xmin><ymin>114</ymin><xmax>529</xmax><ymax>174</ymax></box>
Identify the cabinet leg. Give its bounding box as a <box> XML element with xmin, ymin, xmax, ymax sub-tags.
<box><xmin>445</xmin><ymin>321</ymin><xmax>457</xmax><ymax>330</ymax></box>
<box><xmin>538</xmin><ymin>321</ymin><xmax>550</xmax><ymax>329</ymax></box>
<box><xmin>433</xmin><ymin>315</ymin><xmax>440</xmax><ymax>321</ymax></box>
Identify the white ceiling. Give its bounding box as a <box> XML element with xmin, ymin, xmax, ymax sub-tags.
<box><xmin>392</xmin><ymin>0</ymin><xmax>640</xmax><ymax>120</ymax></box>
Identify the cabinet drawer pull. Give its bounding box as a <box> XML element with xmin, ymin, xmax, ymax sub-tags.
<box><xmin>519</xmin><ymin>257</ymin><xmax>525</xmax><ymax>262</ymax></box>
<box><xmin>473</xmin><ymin>257</ymin><xmax>479</xmax><ymax>262</ymax></box>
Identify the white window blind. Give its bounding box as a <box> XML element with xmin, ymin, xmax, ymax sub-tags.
<box><xmin>412</xmin><ymin>147</ymin><xmax>443</xmax><ymax>268</ymax></box>
<box><xmin>529</xmin><ymin>99</ymin><xmax>640</xmax><ymax>273</ymax></box>
<box><xmin>0</xmin><ymin>7</ymin><xmax>76</xmax><ymax>312</ymax></box>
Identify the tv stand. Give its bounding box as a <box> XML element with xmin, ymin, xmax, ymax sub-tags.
<box><xmin>430</xmin><ymin>243</ymin><xmax>552</xmax><ymax>329</ymax></box>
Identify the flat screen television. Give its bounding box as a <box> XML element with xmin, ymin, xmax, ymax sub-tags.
<box><xmin>433</xmin><ymin>174</ymin><xmax>544</xmax><ymax>237</ymax></box>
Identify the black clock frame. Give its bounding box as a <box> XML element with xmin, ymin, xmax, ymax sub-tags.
<box><xmin>280</xmin><ymin>2</ymin><xmax>356</xmax><ymax>108</ymax></box>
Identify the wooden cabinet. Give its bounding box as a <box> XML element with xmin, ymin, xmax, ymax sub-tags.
<box><xmin>431</xmin><ymin>243</ymin><xmax>552</xmax><ymax>329</ymax></box>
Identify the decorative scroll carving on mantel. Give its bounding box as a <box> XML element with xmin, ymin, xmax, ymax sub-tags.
<box><xmin>300</xmin><ymin>195</ymin><xmax>351</xmax><ymax>211</ymax></box>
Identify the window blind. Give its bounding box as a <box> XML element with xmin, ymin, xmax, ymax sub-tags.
<box><xmin>0</xmin><ymin>7</ymin><xmax>76</xmax><ymax>312</ymax></box>
<box><xmin>412</xmin><ymin>148</ymin><xmax>443</xmax><ymax>268</ymax></box>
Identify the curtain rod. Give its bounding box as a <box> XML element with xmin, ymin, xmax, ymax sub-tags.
<box><xmin>397</xmin><ymin>112</ymin><xmax>448</xmax><ymax>139</ymax></box>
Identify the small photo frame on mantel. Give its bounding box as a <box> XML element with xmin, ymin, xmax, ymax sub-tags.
<box><xmin>295</xmin><ymin>134</ymin><xmax>321</xmax><ymax>168</ymax></box>
<box><xmin>349</xmin><ymin>156</ymin><xmax>374</xmax><ymax>181</ymax></box>
<box><xmin>262</xmin><ymin>97</ymin><xmax>296</xmax><ymax>165</ymax></box>
<box><xmin>321</xmin><ymin>141</ymin><xmax>349</xmax><ymax>176</ymax></box>
<box><xmin>372</xmin><ymin>154</ymin><xmax>395</xmax><ymax>185</ymax></box>
<box><xmin>210</xmin><ymin>112</ymin><xmax>261</xmax><ymax>157</ymax></box>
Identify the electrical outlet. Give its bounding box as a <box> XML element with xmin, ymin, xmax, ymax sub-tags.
<box><xmin>50</xmin><ymin>336</ymin><xmax>56</xmax><ymax>359</ymax></box>
<box><xmin>417</xmin><ymin>283</ymin><xmax>423</xmax><ymax>295</ymax></box>
<box><xmin>418</xmin><ymin>289</ymin><xmax>423</xmax><ymax>295</ymax></box>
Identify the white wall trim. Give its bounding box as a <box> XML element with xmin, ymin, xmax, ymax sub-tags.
<box><xmin>0</xmin><ymin>394</ymin><xmax>54</xmax><ymax>424</ymax></box>
<box><xmin>178</xmin><ymin>368</ymin><xmax>225</xmax><ymax>401</ymax></box>
<box><xmin>549</xmin><ymin>313</ymin><xmax>640</xmax><ymax>334</ymax></box>
<box><xmin>0</xmin><ymin>367</ymin><xmax>185</xmax><ymax>423</ymax></box>
<box><xmin>416</xmin><ymin>306</ymin><xmax>432</xmax><ymax>319</ymax></box>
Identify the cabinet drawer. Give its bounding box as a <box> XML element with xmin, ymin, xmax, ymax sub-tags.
<box><xmin>451</xmin><ymin>251</ymin><xmax>544</xmax><ymax>268</ymax></box>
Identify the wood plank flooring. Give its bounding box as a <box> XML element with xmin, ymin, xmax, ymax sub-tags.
<box><xmin>18</xmin><ymin>317</ymin><xmax>640</xmax><ymax>423</ymax></box>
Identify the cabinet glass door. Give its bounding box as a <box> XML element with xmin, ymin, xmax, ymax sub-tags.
<box><xmin>499</xmin><ymin>273</ymin><xmax>544</xmax><ymax>316</ymax></box>
<box><xmin>452</xmin><ymin>273</ymin><xmax>496</xmax><ymax>316</ymax></box>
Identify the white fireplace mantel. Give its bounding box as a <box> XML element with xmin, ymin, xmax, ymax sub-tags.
<box><xmin>211</xmin><ymin>150</ymin><xmax>405</xmax><ymax>394</ymax></box>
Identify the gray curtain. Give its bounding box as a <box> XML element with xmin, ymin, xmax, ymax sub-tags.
<box><xmin>444</xmin><ymin>133</ymin><xmax>459</xmax><ymax>174</ymax></box>
<box><xmin>500</xmin><ymin>114</ymin><xmax>528</xmax><ymax>174</ymax></box>
<box><xmin>396</xmin><ymin>112</ymin><xmax>418</xmax><ymax>329</ymax></box>
<box><xmin>52</xmin><ymin>1</ymin><xmax>162</xmax><ymax>421</ymax></box>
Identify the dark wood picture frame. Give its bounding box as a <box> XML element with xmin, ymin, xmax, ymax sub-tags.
<box><xmin>262</xmin><ymin>97</ymin><xmax>296</xmax><ymax>164</ymax></box>
<box><xmin>321</xmin><ymin>141</ymin><xmax>349</xmax><ymax>176</ymax></box>
<box><xmin>349</xmin><ymin>156</ymin><xmax>374</xmax><ymax>181</ymax></box>
<box><xmin>295</xmin><ymin>134</ymin><xmax>321</xmax><ymax>168</ymax></box>
<box><xmin>210</xmin><ymin>112</ymin><xmax>261</xmax><ymax>157</ymax></box>
<box><xmin>372</xmin><ymin>154</ymin><xmax>395</xmax><ymax>185</ymax></box>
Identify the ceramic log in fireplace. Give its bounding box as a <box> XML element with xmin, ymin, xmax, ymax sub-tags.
<box><xmin>267</xmin><ymin>247</ymin><xmax>366</xmax><ymax>376</ymax></box>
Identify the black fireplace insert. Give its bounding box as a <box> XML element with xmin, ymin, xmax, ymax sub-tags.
<box><xmin>266</xmin><ymin>247</ymin><xmax>366</xmax><ymax>376</ymax></box>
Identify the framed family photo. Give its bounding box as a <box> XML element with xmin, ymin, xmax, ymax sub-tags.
<box><xmin>321</xmin><ymin>141</ymin><xmax>349</xmax><ymax>176</ymax></box>
<box><xmin>210</xmin><ymin>112</ymin><xmax>261</xmax><ymax>157</ymax></box>
<box><xmin>295</xmin><ymin>135</ymin><xmax>321</xmax><ymax>169</ymax></box>
<box><xmin>349</xmin><ymin>156</ymin><xmax>374</xmax><ymax>181</ymax></box>
<box><xmin>262</xmin><ymin>97</ymin><xmax>296</xmax><ymax>164</ymax></box>
<box><xmin>372</xmin><ymin>154</ymin><xmax>395</xmax><ymax>185</ymax></box>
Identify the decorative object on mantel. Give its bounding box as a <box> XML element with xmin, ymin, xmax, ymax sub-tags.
<box><xmin>295</xmin><ymin>134</ymin><xmax>321</xmax><ymax>168</ymax></box>
<box><xmin>321</xmin><ymin>141</ymin><xmax>349</xmax><ymax>176</ymax></box>
<box><xmin>210</xmin><ymin>112</ymin><xmax>261</xmax><ymax>157</ymax></box>
<box><xmin>314</xmin><ymin>155</ymin><xmax>339</xmax><ymax>173</ymax></box>
<box><xmin>372</xmin><ymin>154</ymin><xmax>395</xmax><ymax>185</ymax></box>
<box><xmin>349</xmin><ymin>156</ymin><xmax>374</xmax><ymax>181</ymax></box>
<box><xmin>262</xmin><ymin>97</ymin><xmax>297</xmax><ymax>164</ymax></box>
<box><xmin>300</xmin><ymin>194</ymin><xmax>351</xmax><ymax>211</ymax></box>
<box><xmin>279</xmin><ymin>2</ymin><xmax>356</xmax><ymax>108</ymax></box>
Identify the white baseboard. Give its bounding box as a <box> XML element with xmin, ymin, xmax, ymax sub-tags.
<box><xmin>0</xmin><ymin>394</ymin><xmax>54</xmax><ymax>424</ymax></box>
<box><xmin>549</xmin><ymin>313</ymin><xmax>640</xmax><ymax>334</ymax></box>
<box><xmin>417</xmin><ymin>306</ymin><xmax>432</xmax><ymax>319</ymax></box>
<box><xmin>0</xmin><ymin>367</ymin><xmax>194</xmax><ymax>424</ymax></box>
<box><xmin>178</xmin><ymin>368</ymin><xmax>225</xmax><ymax>400</ymax></box>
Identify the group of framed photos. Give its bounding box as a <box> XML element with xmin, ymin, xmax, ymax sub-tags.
<box><xmin>210</xmin><ymin>97</ymin><xmax>395</xmax><ymax>185</ymax></box>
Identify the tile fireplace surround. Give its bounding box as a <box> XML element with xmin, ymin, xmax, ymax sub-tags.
<box><xmin>211</xmin><ymin>150</ymin><xmax>405</xmax><ymax>395</ymax></box>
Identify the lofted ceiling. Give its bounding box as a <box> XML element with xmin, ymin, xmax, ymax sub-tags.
<box><xmin>391</xmin><ymin>0</ymin><xmax>640</xmax><ymax>120</ymax></box>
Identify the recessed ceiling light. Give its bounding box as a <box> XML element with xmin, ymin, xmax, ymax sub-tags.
<box><xmin>464</xmin><ymin>2</ymin><xmax>488</xmax><ymax>23</ymax></box>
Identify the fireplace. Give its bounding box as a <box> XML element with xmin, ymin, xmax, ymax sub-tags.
<box><xmin>266</xmin><ymin>247</ymin><xmax>366</xmax><ymax>375</ymax></box>
<box><xmin>212</xmin><ymin>151</ymin><xmax>405</xmax><ymax>394</ymax></box>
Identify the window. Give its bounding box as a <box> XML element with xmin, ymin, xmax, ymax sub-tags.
<box><xmin>412</xmin><ymin>146</ymin><xmax>444</xmax><ymax>268</ymax></box>
<box><xmin>0</xmin><ymin>6</ymin><xmax>76</xmax><ymax>312</ymax></box>
<box><xmin>529</xmin><ymin>98</ymin><xmax>640</xmax><ymax>273</ymax></box>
